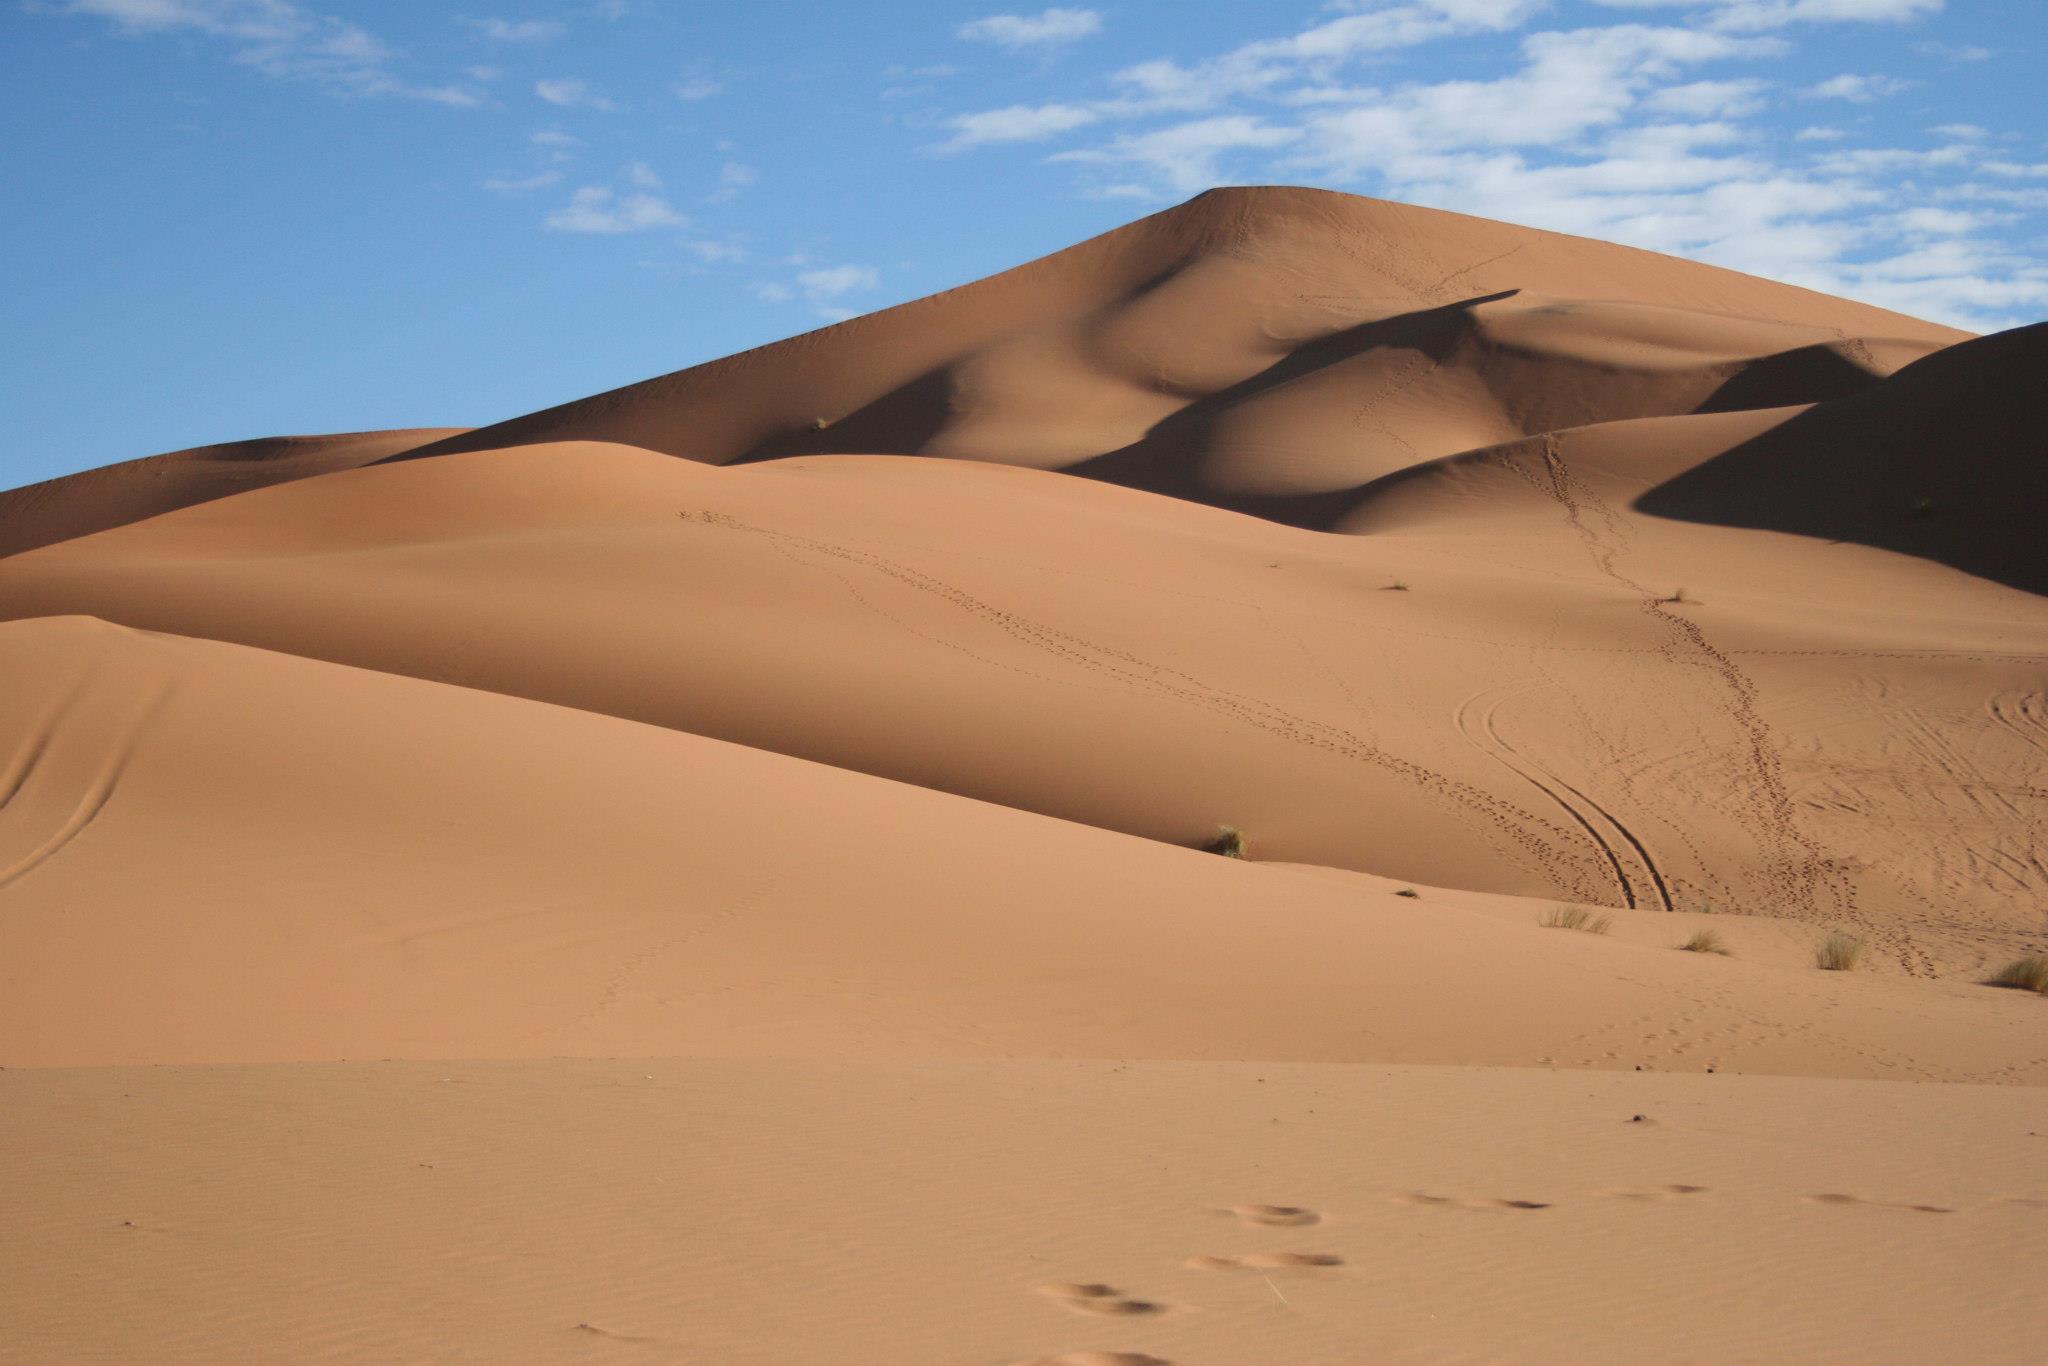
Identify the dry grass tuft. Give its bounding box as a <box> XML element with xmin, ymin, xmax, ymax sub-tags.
<box><xmin>1988</xmin><ymin>956</ymin><xmax>2048</xmax><ymax>993</ymax></box>
<box><xmin>1815</xmin><ymin>932</ymin><xmax>1865</xmax><ymax>971</ymax></box>
<box><xmin>1202</xmin><ymin>825</ymin><xmax>1247</xmax><ymax>859</ymax></box>
<box><xmin>1678</xmin><ymin>929</ymin><xmax>1731</xmax><ymax>955</ymax></box>
<box><xmin>1541</xmin><ymin>905</ymin><xmax>1612</xmax><ymax>935</ymax></box>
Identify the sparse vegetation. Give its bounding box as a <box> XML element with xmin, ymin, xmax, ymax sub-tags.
<box><xmin>1678</xmin><ymin>929</ymin><xmax>1730</xmax><ymax>955</ymax></box>
<box><xmin>1394</xmin><ymin>887</ymin><xmax>1420</xmax><ymax>898</ymax></box>
<box><xmin>1384</xmin><ymin>579</ymin><xmax>1410</xmax><ymax>592</ymax></box>
<box><xmin>1988</xmin><ymin>956</ymin><xmax>2048</xmax><ymax>993</ymax></box>
<box><xmin>811</xmin><ymin>416</ymin><xmax>831</xmax><ymax>430</ymax></box>
<box><xmin>1541</xmin><ymin>905</ymin><xmax>1612</xmax><ymax>935</ymax></box>
<box><xmin>1659</xmin><ymin>587</ymin><xmax>1693</xmax><ymax>604</ymax></box>
<box><xmin>1202</xmin><ymin>825</ymin><xmax>1247</xmax><ymax>859</ymax></box>
<box><xmin>1815</xmin><ymin>932</ymin><xmax>1864</xmax><ymax>971</ymax></box>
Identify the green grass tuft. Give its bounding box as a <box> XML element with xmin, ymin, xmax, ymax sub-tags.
<box><xmin>1815</xmin><ymin>932</ymin><xmax>1865</xmax><ymax>971</ymax></box>
<box><xmin>1541</xmin><ymin>905</ymin><xmax>1612</xmax><ymax>935</ymax></box>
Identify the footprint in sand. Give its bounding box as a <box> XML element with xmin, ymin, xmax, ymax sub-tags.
<box><xmin>1229</xmin><ymin>1203</ymin><xmax>1320</xmax><ymax>1227</ymax></box>
<box><xmin>1399</xmin><ymin>1192</ymin><xmax>1550</xmax><ymax>1210</ymax></box>
<box><xmin>1604</xmin><ymin>1184</ymin><xmax>1709</xmax><ymax>1202</ymax></box>
<box><xmin>1804</xmin><ymin>1193</ymin><xmax>1954</xmax><ymax>1214</ymax></box>
<box><xmin>1035</xmin><ymin>1283</ymin><xmax>1166</xmax><ymax>1316</ymax></box>
<box><xmin>1187</xmin><ymin>1252</ymin><xmax>1344</xmax><ymax>1271</ymax></box>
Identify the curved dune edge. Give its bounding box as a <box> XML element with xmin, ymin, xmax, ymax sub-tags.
<box><xmin>0</xmin><ymin>615</ymin><xmax>2037</xmax><ymax>1078</ymax></box>
<box><xmin>2</xmin><ymin>437</ymin><xmax>2040</xmax><ymax>981</ymax></box>
<box><xmin>0</xmin><ymin>426</ymin><xmax>466</xmax><ymax>559</ymax></box>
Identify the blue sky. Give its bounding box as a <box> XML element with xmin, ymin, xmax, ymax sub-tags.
<box><xmin>3</xmin><ymin>0</ymin><xmax>2042</xmax><ymax>488</ymax></box>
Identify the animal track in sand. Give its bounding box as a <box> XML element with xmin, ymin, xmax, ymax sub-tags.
<box><xmin>1804</xmin><ymin>1193</ymin><xmax>1954</xmax><ymax>1213</ymax></box>
<box><xmin>1229</xmin><ymin>1203</ymin><xmax>1320</xmax><ymax>1226</ymax></box>
<box><xmin>1399</xmin><ymin>1192</ymin><xmax>1551</xmax><ymax>1210</ymax></box>
<box><xmin>1035</xmin><ymin>1283</ymin><xmax>1166</xmax><ymax>1316</ymax></box>
<box><xmin>1187</xmin><ymin>1252</ymin><xmax>1344</xmax><ymax>1271</ymax></box>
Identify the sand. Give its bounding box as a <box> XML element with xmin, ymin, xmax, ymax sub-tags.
<box><xmin>0</xmin><ymin>186</ymin><xmax>2041</xmax><ymax>1364</ymax></box>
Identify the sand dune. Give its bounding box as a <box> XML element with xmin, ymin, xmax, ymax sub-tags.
<box><xmin>2</xmin><ymin>434</ymin><xmax>2040</xmax><ymax>978</ymax></box>
<box><xmin>1</xmin><ymin>187</ymin><xmax>2040</xmax><ymax>1365</ymax></box>
<box><xmin>0</xmin><ymin>427</ymin><xmax>465</xmax><ymax>559</ymax></box>
<box><xmin>1</xmin><ymin>614</ymin><xmax>2038</xmax><ymax>1077</ymax></box>
<box><xmin>402</xmin><ymin>188</ymin><xmax>1963</xmax><ymax>512</ymax></box>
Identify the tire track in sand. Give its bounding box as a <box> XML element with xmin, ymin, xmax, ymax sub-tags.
<box><xmin>1456</xmin><ymin>687</ymin><xmax>1671</xmax><ymax>911</ymax></box>
<box><xmin>689</xmin><ymin>509</ymin><xmax>1612</xmax><ymax>900</ymax></box>
<box><xmin>1497</xmin><ymin>435</ymin><xmax>1836</xmax><ymax>925</ymax></box>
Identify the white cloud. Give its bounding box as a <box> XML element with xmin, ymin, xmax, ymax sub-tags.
<box><xmin>544</xmin><ymin>185</ymin><xmax>685</xmax><ymax>233</ymax></box>
<box><xmin>1795</xmin><ymin>125</ymin><xmax>1845</xmax><ymax>140</ymax></box>
<box><xmin>1054</xmin><ymin>116</ymin><xmax>1303</xmax><ymax>194</ymax></box>
<box><xmin>1804</xmin><ymin>72</ymin><xmax>1913</xmax><ymax>101</ymax></box>
<box><xmin>1645</xmin><ymin>78</ymin><xmax>1767</xmax><ymax>117</ymax></box>
<box><xmin>956</xmin><ymin>7</ymin><xmax>1102</xmax><ymax>49</ymax></box>
<box><xmin>536</xmin><ymin>76</ymin><xmax>614</xmax><ymax>109</ymax></box>
<box><xmin>796</xmin><ymin>264</ymin><xmax>880</xmax><ymax>296</ymax></box>
<box><xmin>625</xmin><ymin>160</ymin><xmax>661</xmax><ymax>189</ymax></box>
<box><xmin>686</xmin><ymin>239</ymin><xmax>747</xmax><ymax>263</ymax></box>
<box><xmin>674</xmin><ymin>73</ymin><xmax>723</xmax><ymax>100</ymax></box>
<box><xmin>62</xmin><ymin>0</ymin><xmax>481</xmax><ymax>103</ymax></box>
<box><xmin>1706</xmin><ymin>0</ymin><xmax>1942</xmax><ymax>30</ymax></box>
<box><xmin>464</xmin><ymin>16</ymin><xmax>564</xmax><ymax>42</ymax></box>
<box><xmin>938</xmin><ymin>102</ymin><xmax>1102</xmax><ymax>150</ymax></box>
<box><xmin>756</xmin><ymin>263</ymin><xmax>883</xmax><ymax>318</ymax></box>
<box><xmin>1928</xmin><ymin>122</ymin><xmax>1985</xmax><ymax>139</ymax></box>
<box><xmin>707</xmin><ymin>161</ymin><xmax>758</xmax><ymax>202</ymax></box>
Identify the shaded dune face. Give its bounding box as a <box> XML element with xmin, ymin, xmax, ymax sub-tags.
<box><xmin>0</xmin><ymin>184</ymin><xmax>2041</xmax><ymax>1026</ymax></box>
<box><xmin>399</xmin><ymin>188</ymin><xmax>1963</xmax><ymax>506</ymax></box>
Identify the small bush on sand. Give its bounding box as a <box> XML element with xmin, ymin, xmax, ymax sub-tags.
<box><xmin>1541</xmin><ymin>905</ymin><xmax>1612</xmax><ymax>935</ymax></box>
<box><xmin>1394</xmin><ymin>888</ymin><xmax>1420</xmax><ymax>898</ymax></box>
<box><xmin>1202</xmin><ymin>825</ymin><xmax>1247</xmax><ymax>859</ymax></box>
<box><xmin>1989</xmin><ymin>956</ymin><xmax>2048</xmax><ymax>993</ymax></box>
<box><xmin>1678</xmin><ymin>929</ymin><xmax>1730</xmax><ymax>955</ymax></box>
<box><xmin>1815</xmin><ymin>932</ymin><xmax>1864</xmax><ymax>971</ymax></box>
<box><xmin>1384</xmin><ymin>580</ymin><xmax>1410</xmax><ymax>592</ymax></box>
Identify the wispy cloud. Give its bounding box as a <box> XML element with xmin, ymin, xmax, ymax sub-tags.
<box><xmin>708</xmin><ymin>161</ymin><xmax>758</xmax><ymax>202</ymax></box>
<box><xmin>1804</xmin><ymin>72</ymin><xmax>1913</xmax><ymax>101</ymax></box>
<box><xmin>463</xmin><ymin>16</ymin><xmax>566</xmax><ymax>43</ymax></box>
<box><xmin>932</xmin><ymin>0</ymin><xmax>2044</xmax><ymax>329</ymax></box>
<box><xmin>60</xmin><ymin>0</ymin><xmax>480</xmax><ymax>104</ymax></box>
<box><xmin>757</xmin><ymin>262</ymin><xmax>882</xmax><ymax>320</ymax></box>
<box><xmin>536</xmin><ymin>76</ymin><xmax>614</xmax><ymax>109</ymax></box>
<box><xmin>937</xmin><ymin>102</ymin><xmax>1103</xmax><ymax>150</ymax></box>
<box><xmin>957</xmin><ymin>7</ymin><xmax>1103</xmax><ymax>49</ymax></box>
<box><xmin>544</xmin><ymin>184</ymin><xmax>686</xmax><ymax>233</ymax></box>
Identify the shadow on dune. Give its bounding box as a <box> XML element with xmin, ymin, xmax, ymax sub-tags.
<box><xmin>1635</xmin><ymin>323</ymin><xmax>2047</xmax><ymax>596</ymax></box>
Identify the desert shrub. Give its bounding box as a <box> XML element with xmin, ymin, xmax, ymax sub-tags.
<box><xmin>1202</xmin><ymin>825</ymin><xmax>1247</xmax><ymax>859</ymax></box>
<box><xmin>1989</xmin><ymin>956</ymin><xmax>2048</xmax><ymax>993</ymax></box>
<box><xmin>1678</xmin><ymin>929</ymin><xmax>1730</xmax><ymax>955</ymax></box>
<box><xmin>1815</xmin><ymin>932</ymin><xmax>1864</xmax><ymax>971</ymax></box>
<box><xmin>1541</xmin><ymin>905</ymin><xmax>1612</xmax><ymax>935</ymax></box>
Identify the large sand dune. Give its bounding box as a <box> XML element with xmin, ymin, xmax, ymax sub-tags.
<box><xmin>0</xmin><ymin>187</ymin><xmax>2040</xmax><ymax>1365</ymax></box>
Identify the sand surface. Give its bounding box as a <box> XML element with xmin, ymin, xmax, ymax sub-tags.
<box><xmin>0</xmin><ymin>187</ymin><xmax>2041</xmax><ymax>1363</ymax></box>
